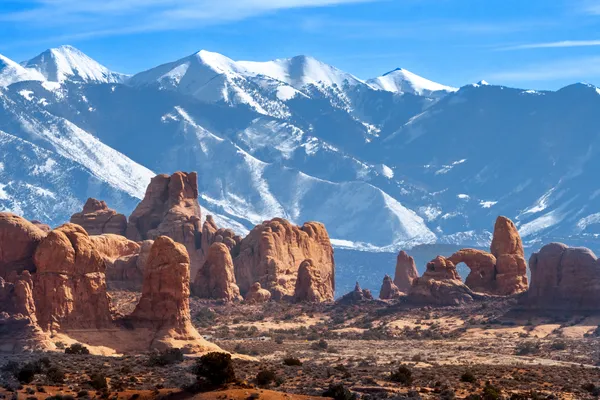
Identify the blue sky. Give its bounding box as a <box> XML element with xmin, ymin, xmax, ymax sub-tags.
<box><xmin>2</xmin><ymin>0</ymin><xmax>600</xmax><ymax>89</ymax></box>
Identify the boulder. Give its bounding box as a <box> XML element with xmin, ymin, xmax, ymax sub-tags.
<box><xmin>126</xmin><ymin>172</ymin><xmax>204</xmax><ymax>278</ymax></box>
<box><xmin>192</xmin><ymin>242</ymin><xmax>242</xmax><ymax>302</ymax></box>
<box><xmin>293</xmin><ymin>259</ymin><xmax>334</xmax><ymax>303</ymax></box>
<box><xmin>380</xmin><ymin>275</ymin><xmax>402</xmax><ymax>300</ymax></box>
<box><xmin>0</xmin><ymin>213</ymin><xmax>46</xmax><ymax>278</ymax></box>
<box><xmin>244</xmin><ymin>282</ymin><xmax>271</xmax><ymax>304</ymax></box>
<box><xmin>393</xmin><ymin>251</ymin><xmax>418</xmax><ymax>293</ymax></box>
<box><xmin>523</xmin><ymin>243</ymin><xmax>600</xmax><ymax>311</ymax></box>
<box><xmin>233</xmin><ymin>218</ymin><xmax>334</xmax><ymax>300</ymax></box>
<box><xmin>32</xmin><ymin>224</ymin><xmax>113</xmax><ymax>331</ymax></box>
<box><xmin>70</xmin><ymin>198</ymin><xmax>127</xmax><ymax>236</ymax></box>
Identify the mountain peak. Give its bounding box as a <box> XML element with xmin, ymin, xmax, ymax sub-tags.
<box><xmin>24</xmin><ymin>45</ymin><xmax>127</xmax><ymax>84</ymax></box>
<box><xmin>0</xmin><ymin>53</ymin><xmax>45</xmax><ymax>87</ymax></box>
<box><xmin>368</xmin><ymin>68</ymin><xmax>458</xmax><ymax>96</ymax></box>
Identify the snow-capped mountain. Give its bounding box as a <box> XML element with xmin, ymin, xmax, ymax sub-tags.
<box><xmin>2</xmin><ymin>45</ymin><xmax>600</xmax><ymax>255</ymax></box>
<box><xmin>23</xmin><ymin>45</ymin><xmax>127</xmax><ymax>84</ymax></box>
<box><xmin>238</xmin><ymin>55</ymin><xmax>366</xmax><ymax>89</ymax></box>
<box><xmin>368</xmin><ymin>68</ymin><xmax>458</xmax><ymax>97</ymax></box>
<box><xmin>0</xmin><ymin>55</ymin><xmax>45</xmax><ymax>87</ymax></box>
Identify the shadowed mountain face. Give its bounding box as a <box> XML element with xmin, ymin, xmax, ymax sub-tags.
<box><xmin>1</xmin><ymin>47</ymin><xmax>600</xmax><ymax>255</ymax></box>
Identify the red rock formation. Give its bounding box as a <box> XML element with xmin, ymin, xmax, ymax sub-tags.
<box><xmin>408</xmin><ymin>256</ymin><xmax>476</xmax><ymax>305</ymax></box>
<box><xmin>234</xmin><ymin>218</ymin><xmax>334</xmax><ymax>300</ymax></box>
<box><xmin>490</xmin><ymin>216</ymin><xmax>528</xmax><ymax>295</ymax></box>
<box><xmin>380</xmin><ymin>275</ymin><xmax>402</xmax><ymax>300</ymax></box>
<box><xmin>524</xmin><ymin>243</ymin><xmax>600</xmax><ymax>311</ymax></box>
<box><xmin>129</xmin><ymin>236</ymin><xmax>221</xmax><ymax>352</ymax></box>
<box><xmin>32</xmin><ymin>224</ymin><xmax>113</xmax><ymax>331</ymax></box>
<box><xmin>70</xmin><ymin>198</ymin><xmax>127</xmax><ymax>236</ymax></box>
<box><xmin>491</xmin><ymin>216</ymin><xmax>524</xmax><ymax>258</ymax></box>
<box><xmin>339</xmin><ymin>282</ymin><xmax>373</xmax><ymax>304</ymax></box>
<box><xmin>445</xmin><ymin>216</ymin><xmax>527</xmax><ymax>296</ymax></box>
<box><xmin>90</xmin><ymin>234</ymin><xmax>143</xmax><ymax>286</ymax></box>
<box><xmin>130</xmin><ymin>236</ymin><xmax>192</xmax><ymax>330</ymax></box>
<box><xmin>192</xmin><ymin>242</ymin><xmax>242</xmax><ymax>302</ymax></box>
<box><xmin>126</xmin><ymin>172</ymin><xmax>204</xmax><ymax>278</ymax></box>
<box><xmin>30</xmin><ymin>220</ymin><xmax>51</xmax><ymax>233</ymax></box>
<box><xmin>0</xmin><ymin>272</ymin><xmax>51</xmax><ymax>352</ymax></box>
<box><xmin>245</xmin><ymin>282</ymin><xmax>272</xmax><ymax>304</ymax></box>
<box><xmin>425</xmin><ymin>256</ymin><xmax>461</xmax><ymax>280</ymax></box>
<box><xmin>394</xmin><ymin>251</ymin><xmax>418</xmax><ymax>293</ymax></box>
<box><xmin>0</xmin><ymin>213</ymin><xmax>46</xmax><ymax>278</ymax></box>
<box><xmin>448</xmin><ymin>249</ymin><xmax>497</xmax><ymax>293</ymax></box>
<box><xmin>293</xmin><ymin>259</ymin><xmax>334</xmax><ymax>303</ymax></box>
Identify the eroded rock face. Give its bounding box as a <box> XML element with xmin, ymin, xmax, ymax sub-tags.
<box><xmin>408</xmin><ymin>256</ymin><xmax>475</xmax><ymax>305</ymax></box>
<box><xmin>446</xmin><ymin>217</ymin><xmax>528</xmax><ymax>296</ymax></box>
<box><xmin>339</xmin><ymin>282</ymin><xmax>374</xmax><ymax>304</ymax></box>
<box><xmin>31</xmin><ymin>220</ymin><xmax>51</xmax><ymax>233</ymax></box>
<box><xmin>70</xmin><ymin>198</ymin><xmax>127</xmax><ymax>236</ymax></box>
<box><xmin>90</xmin><ymin>234</ymin><xmax>143</xmax><ymax>285</ymax></box>
<box><xmin>448</xmin><ymin>249</ymin><xmax>497</xmax><ymax>293</ymax></box>
<box><xmin>234</xmin><ymin>218</ymin><xmax>334</xmax><ymax>300</ymax></box>
<box><xmin>32</xmin><ymin>224</ymin><xmax>113</xmax><ymax>331</ymax></box>
<box><xmin>130</xmin><ymin>236</ymin><xmax>192</xmax><ymax>330</ymax></box>
<box><xmin>192</xmin><ymin>242</ymin><xmax>242</xmax><ymax>302</ymax></box>
<box><xmin>524</xmin><ymin>243</ymin><xmax>600</xmax><ymax>311</ymax></box>
<box><xmin>394</xmin><ymin>251</ymin><xmax>418</xmax><ymax>293</ymax></box>
<box><xmin>380</xmin><ymin>275</ymin><xmax>402</xmax><ymax>300</ymax></box>
<box><xmin>491</xmin><ymin>216</ymin><xmax>524</xmax><ymax>258</ymax></box>
<box><xmin>0</xmin><ymin>213</ymin><xmax>46</xmax><ymax>278</ymax></box>
<box><xmin>425</xmin><ymin>256</ymin><xmax>461</xmax><ymax>280</ymax></box>
<box><xmin>293</xmin><ymin>259</ymin><xmax>333</xmax><ymax>303</ymax></box>
<box><xmin>0</xmin><ymin>272</ymin><xmax>50</xmax><ymax>352</ymax></box>
<box><xmin>244</xmin><ymin>282</ymin><xmax>271</xmax><ymax>304</ymax></box>
<box><xmin>490</xmin><ymin>216</ymin><xmax>528</xmax><ymax>295</ymax></box>
<box><xmin>126</xmin><ymin>172</ymin><xmax>204</xmax><ymax>278</ymax></box>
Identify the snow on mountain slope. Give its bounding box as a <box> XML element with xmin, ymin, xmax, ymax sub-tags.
<box><xmin>0</xmin><ymin>88</ymin><xmax>154</xmax><ymax>198</ymax></box>
<box><xmin>24</xmin><ymin>45</ymin><xmax>127</xmax><ymax>84</ymax></box>
<box><xmin>0</xmin><ymin>129</ymin><xmax>142</xmax><ymax>227</ymax></box>
<box><xmin>129</xmin><ymin>50</ymin><xmax>296</xmax><ymax>118</ymax></box>
<box><xmin>368</xmin><ymin>68</ymin><xmax>458</xmax><ymax>96</ymax></box>
<box><xmin>0</xmin><ymin>54</ymin><xmax>45</xmax><ymax>87</ymax></box>
<box><xmin>238</xmin><ymin>55</ymin><xmax>367</xmax><ymax>89</ymax></box>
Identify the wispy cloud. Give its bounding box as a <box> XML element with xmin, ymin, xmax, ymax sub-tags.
<box><xmin>489</xmin><ymin>56</ymin><xmax>600</xmax><ymax>83</ymax></box>
<box><xmin>0</xmin><ymin>0</ymin><xmax>381</xmax><ymax>37</ymax></box>
<box><xmin>499</xmin><ymin>39</ymin><xmax>600</xmax><ymax>51</ymax></box>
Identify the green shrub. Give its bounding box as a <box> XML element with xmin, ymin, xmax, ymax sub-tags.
<box><xmin>256</xmin><ymin>370</ymin><xmax>276</xmax><ymax>386</ymax></box>
<box><xmin>89</xmin><ymin>372</ymin><xmax>108</xmax><ymax>390</ymax></box>
<box><xmin>283</xmin><ymin>357</ymin><xmax>302</xmax><ymax>366</ymax></box>
<box><xmin>389</xmin><ymin>365</ymin><xmax>413</xmax><ymax>385</ymax></box>
<box><xmin>322</xmin><ymin>383</ymin><xmax>355</xmax><ymax>400</ymax></box>
<box><xmin>65</xmin><ymin>343</ymin><xmax>90</xmax><ymax>355</ymax></box>
<box><xmin>46</xmin><ymin>366</ymin><xmax>65</xmax><ymax>384</ymax></box>
<box><xmin>482</xmin><ymin>382</ymin><xmax>501</xmax><ymax>400</ymax></box>
<box><xmin>515</xmin><ymin>341</ymin><xmax>540</xmax><ymax>355</ymax></box>
<box><xmin>148</xmin><ymin>348</ymin><xmax>184</xmax><ymax>367</ymax></box>
<box><xmin>461</xmin><ymin>370</ymin><xmax>477</xmax><ymax>383</ymax></box>
<box><xmin>311</xmin><ymin>339</ymin><xmax>328</xmax><ymax>350</ymax></box>
<box><xmin>192</xmin><ymin>352</ymin><xmax>236</xmax><ymax>386</ymax></box>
